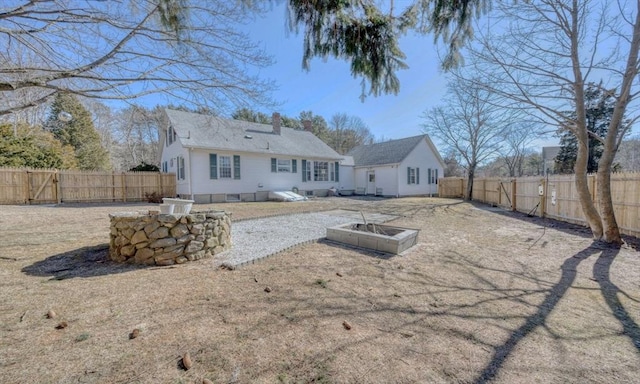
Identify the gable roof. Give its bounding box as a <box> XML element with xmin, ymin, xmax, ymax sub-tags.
<box><xmin>348</xmin><ymin>134</ymin><xmax>444</xmax><ymax>167</ymax></box>
<box><xmin>164</xmin><ymin>109</ymin><xmax>342</xmax><ymax>160</ymax></box>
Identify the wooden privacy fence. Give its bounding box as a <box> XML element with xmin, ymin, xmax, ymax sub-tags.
<box><xmin>439</xmin><ymin>173</ymin><xmax>640</xmax><ymax>238</ymax></box>
<box><xmin>0</xmin><ymin>167</ymin><xmax>176</xmax><ymax>205</ymax></box>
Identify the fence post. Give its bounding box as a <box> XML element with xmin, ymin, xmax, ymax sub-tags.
<box><xmin>23</xmin><ymin>169</ymin><xmax>30</xmax><ymax>204</ymax></box>
<box><xmin>55</xmin><ymin>170</ymin><xmax>61</xmax><ymax>204</ymax></box>
<box><xmin>511</xmin><ymin>178</ymin><xmax>517</xmax><ymax>211</ymax></box>
<box><xmin>482</xmin><ymin>179</ymin><xmax>487</xmax><ymax>202</ymax></box>
<box><xmin>121</xmin><ymin>173</ymin><xmax>127</xmax><ymax>202</ymax></box>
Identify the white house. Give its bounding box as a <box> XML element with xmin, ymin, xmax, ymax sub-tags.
<box><xmin>160</xmin><ymin>109</ymin><xmax>346</xmax><ymax>203</ymax></box>
<box><xmin>160</xmin><ymin>109</ymin><xmax>444</xmax><ymax>201</ymax></box>
<box><xmin>345</xmin><ymin>135</ymin><xmax>445</xmax><ymax>197</ymax></box>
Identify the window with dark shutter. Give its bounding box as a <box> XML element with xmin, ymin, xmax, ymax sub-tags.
<box><xmin>209</xmin><ymin>154</ymin><xmax>217</xmax><ymax>179</ymax></box>
<box><xmin>292</xmin><ymin>159</ymin><xmax>297</xmax><ymax>173</ymax></box>
<box><xmin>178</xmin><ymin>156</ymin><xmax>185</xmax><ymax>180</ymax></box>
<box><xmin>302</xmin><ymin>160</ymin><xmax>307</xmax><ymax>182</ymax></box>
<box><xmin>233</xmin><ymin>155</ymin><xmax>241</xmax><ymax>179</ymax></box>
<box><xmin>271</xmin><ymin>158</ymin><xmax>277</xmax><ymax>173</ymax></box>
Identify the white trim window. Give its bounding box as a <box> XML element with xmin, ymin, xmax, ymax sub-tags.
<box><xmin>314</xmin><ymin>161</ymin><xmax>328</xmax><ymax>181</ymax></box>
<box><xmin>177</xmin><ymin>156</ymin><xmax>185</xmax><ymax>180</ymax></box>
<box><xmin>407</xmin><ymin>167</ymin><xmax>420</xmax><ymax>184</ymax></box>
<box><xmin>278</xmin><ymin>159</ymin><xmax>291</xmax><ymax>172</ymax></box>
<box><xmin>219</xmin><ymin>156</ymin><xmax>232</xmax><ymax>178</ymax></box>
<box><xmin>210</xmin><ymin>154</ymin><xmax>241</xmax><ymax>180</ymax></box>
<box><xmin>271</xmin><ymin>158</ymin><xmax>297</xmax><ymax>173</ymax></box>
<box><xmin>428</xmin><ymin>168</ymin><xmax>438</xmax><ymax>184</ymax></box>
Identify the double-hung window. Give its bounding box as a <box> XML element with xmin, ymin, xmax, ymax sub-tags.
<box><xmin>271</xmin><ymin>158</ymin><xmax>297</xmax><ymax>173</ymax></box>
<box><xmin>167</xmin><ymin>125</ymin><xmax>177</xmax><ymax>146</ymax></box>
<box><xmin>314</xmin><ymin>161</ymin><xmax>328</xmax><ymax>181</ymax></box>
<box><xmin>330</xmin><ymin>162</ymin><xmax>340</xmax><ymax>182</ymax></box>
<box><xmin>219</xmin><ymin>156</ymin><xmax>232</xmax><ymax>178</ymax></box>
<box><xmin>407</xmin><ymin>167</ymin><xmax>420</xmax><ymax>184</ymax></box>
<box><xmin>210</xmin><ymin>154</ymin><xmax>241</xmax><ymax>179</ymax></box>
<box><xmin>177</xmin><ymin>156</ymin><xmax>185</xmax><ymax>180</ymax></box>
<box><xmin>427</xmin><ymin>168</ymin><xmax>438</xmax><ymax>184</ymax></box>
<box><xmin>301</xmin><ymin>160</ymin><xmax>311</xmax><ymax>182</ymax></box>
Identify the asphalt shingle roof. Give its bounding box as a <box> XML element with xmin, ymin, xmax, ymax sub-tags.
<box><xmin>347</xmin><ymin>135</ymin><xmax>428</xmax><ymax>166</ymax></box>
<box><xmin>164</xmin><ymin>109</ymin><xmax>342</xmax><ymax>160</ymax></box>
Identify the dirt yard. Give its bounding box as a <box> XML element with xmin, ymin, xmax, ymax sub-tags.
<box><xmin>1</xmin><ymin>197</ymin><xmax>638</xmax><ymax>384</ymax></box>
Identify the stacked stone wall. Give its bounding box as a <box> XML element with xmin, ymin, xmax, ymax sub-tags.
<box><xmin>109</xmin><ymin>211</ymin><xmax>231</xmax><ymax>266</ymax></box>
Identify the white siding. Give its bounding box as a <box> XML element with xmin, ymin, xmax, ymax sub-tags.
<box><xmin>189</xmin><ymin>149</ymin><xmax>341</xmax><ymax>195</ymax></box>
<box><xmin>352</xmin><ymin>165</ymin><xmax>399</xmax><ymax>196</ymax></box>
<box><xmin>354</xmin><ymin>167</ymin><xmax>368</xmax><ymax>193</ymax></box>
<box><xmin>160</xmin><ymin>135</ymin><xmax>190</xmax><ymax>196</ymax></box>
<box><xmin>397</xmin><ymin>139</ymin><xmax>443</xmax><ymax>196</ymax></box>
<box><xmin>338</xmin><ymin>165</ymin><xmax>355</xmax><ymax>191</ymax></box>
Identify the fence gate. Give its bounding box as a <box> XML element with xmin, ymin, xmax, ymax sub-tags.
<box><xmin>27</xmin><ymin>170</ymin><xmax>58</xmax><ymax>204</ymax></box>
<box><xmin>498</xmin><ymin>179</ymin><xmax>513</xmax><ymax>209</ymax></box>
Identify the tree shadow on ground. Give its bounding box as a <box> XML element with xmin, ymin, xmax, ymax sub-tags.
<box><xmin>474</xmin><ymin>242</ymin><xmax>639</xmax><ymax>383</ymax></box>
<box><xmin>22</xmin><ymin>244</ymin><xmax>145</xmax><ymax>280</ymax></box>
<box><xmin>472</xmin><ymin>201</ymin><xmax>640</xmax><ymax>251</ymax></box>
<box><xmin>593</xmin><ymin>249</ymin><xmax>640</xmax><ymax>351</ymax></box>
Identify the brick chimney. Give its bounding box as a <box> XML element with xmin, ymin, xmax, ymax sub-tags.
<box><xmin>302</xmin><ymin>119</ymin><xmax>313</xmax><ymax>133</ymax></box>
<box><xmin>272</xmin><ymin>112</ymin><xmax>281</xmax><ymax>135</ymax></box>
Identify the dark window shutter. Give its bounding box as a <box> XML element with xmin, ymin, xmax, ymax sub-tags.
<box><xmin>209</xmin><ymin>154</ymin><xmax>217</xmax><ymax>179</ymax></box>
<box><xmin>179</xmin><ymin>156</ymin><xmax>185</xmax><ymax>180</ymax></box>
<box><xmin>233</xmin><ymin>155</ymin><xmax>241</xmax><ymax>179</ymax></box>
<box><xmin>335</xmin><ymin>162</ymin><xmax>339</xmax><ymax>182</ymax></box>
<box><xmin>407</xmin><ymin>167</ymin><xmax>411</xmax><ymax>184</ymax></box>
<box><xmin>271</xmin><ymin>158</ymin><xmax>277</xmax><ymax>173</ymax></box>
<box><xmin>428</xmin><ymin>168</ymin><xmax>432</xmax><ymax>184</ymax></box>
<box><xmin>302</xmin><ymin>160</ymin><xmax>307</xmax><ymax>182</ymax></box>
<box><xmin>435</xmin><ymin>169</ymin><xmax>439</xmax><ymax>184</ymax></box>
<box><xmin>417</xmin><ymin>167</ymin><xmax>420</xmax><ymax>184</ymax></box>
<box><xmin>292</xmin><ymin>159</ymin><xmax>297</xmax><ymax>173</ymax></box>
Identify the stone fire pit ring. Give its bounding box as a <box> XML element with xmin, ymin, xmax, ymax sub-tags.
<box><xmin>109</xmin><ymin>210</ymin><xmax>231</xmax><ymax>266</ymax></box>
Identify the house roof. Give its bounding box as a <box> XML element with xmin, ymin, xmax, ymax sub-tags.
<box><xmin>348</xmin><ymin>134</ymin><xmax>444</xmax><ymax>167</ymax></box>
<box><xmin>164</xmin><ymin>109</ymin><xmax>343</xmax><ymax>160</ymax></box>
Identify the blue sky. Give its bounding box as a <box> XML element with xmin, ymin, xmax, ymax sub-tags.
<box><xmin>241</xmin><ymin>4</ymin><xmax>448</xmax><ymax>141</ymax></box>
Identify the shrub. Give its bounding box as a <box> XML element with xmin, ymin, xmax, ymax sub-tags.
<box><xmin>145</xmin><ymin>192</ymin><xmax>163</xmax><ymax>203</ymax></box>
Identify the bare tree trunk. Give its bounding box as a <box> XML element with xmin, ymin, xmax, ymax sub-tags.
<box><xmin>596</xmin><ymin>160</ymin><xmax>621</xmax><ymax>244</ymax></box>
<box><xmin>466</xmin><ymin>165</ymin><xmax>475</xmax><ymax>200</ymax></box>
<box><xmin>574</xmin><ymin>130</ymin><xmax>604</xmax><ymax>239</ymax></box>
<box><xmin>596</xmin><ymin>3</ymin><xmax>640</xmax><ymax>245</ymax></box>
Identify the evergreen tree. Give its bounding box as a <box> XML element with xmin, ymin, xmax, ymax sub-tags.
<box><xmin>45</xmin><ymin>93</ymin><xmax>111</xmax><ymax>170</ymax></box>
<box><xmin>554</xmin><ymin>84</ymin><xmax>615</xmax><ymax>174</ymax></box>
<box><xmin>0</xmin><ymin>123</ymin><xmax>77</xmax><ymax>169</ymax></box>
<box><xmin>298</xmin><ymin>111</ymin><xmax>330</xmax><ymax>142</ymax></box>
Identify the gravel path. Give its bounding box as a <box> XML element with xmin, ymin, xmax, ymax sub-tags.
<box><xmin>215</xmin><ymin>210</ymin><xmax>396</xmax><ymax>268</ymax></box>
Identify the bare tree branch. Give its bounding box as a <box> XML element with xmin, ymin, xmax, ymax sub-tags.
<box><xmin>0</xmin><ymin>0</ymin><xmax>275</xmax><ymax>116</ymax></box>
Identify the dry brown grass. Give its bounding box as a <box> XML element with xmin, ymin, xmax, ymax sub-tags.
<box><xmin>1</xmin><ymin>197</ymin><xmax>639</xmax><ymax>384</ymax></box>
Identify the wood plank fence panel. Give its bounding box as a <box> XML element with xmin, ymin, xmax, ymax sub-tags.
<box><xmin>609</xmin><ymin>172</ymin><xmax>640</xmax><ymax>237</ymax></box>
<box><xmin>515</xmin><ymin>177</ymin><xmax>544</xmax><ymax>216</ymax></box>
<box><xmin>544</xmin><ymin>174</ymin><xmax>587</xmax><ymax>226</ymax></box>
<box><xmin>27</xmin><ymin>169</ymin><xmax>58</xmax><ymax>204</ymax></box>
<box><xmin>439</xmin><ymin>172</ymin><xmax>640</xmax><ymax>237</ymax></box>
<box><xmin>0</xmin><ymin>167</ymin><xmax>28</xmax><ymax>204</ymax></box>
<box><xmin>0</xmin><ymin>167</ymin><xmax>176</xmax><ymax>205</ymax></box>
<box><xmin>438</xmin><ymin>177</ymin><xmax>465</xmax><ymax>198</ymax></box>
